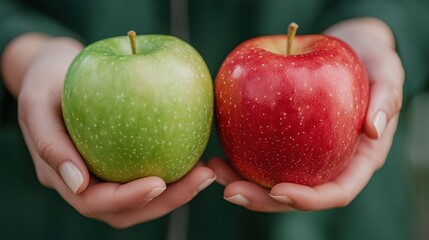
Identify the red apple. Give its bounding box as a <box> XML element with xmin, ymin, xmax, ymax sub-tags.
<box><xmin>215</xmin><ymin>23</ymin><xmax>369</xmax><ymax>187</ymax></box>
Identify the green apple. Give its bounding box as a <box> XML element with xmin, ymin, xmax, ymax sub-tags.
<box><xmin>62</xmin><ymin>32</ymin><xmax>213</xmax><ymax>183</ymax></box>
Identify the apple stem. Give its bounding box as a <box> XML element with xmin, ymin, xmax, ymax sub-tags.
<box><xmin>287</xmin><ymin>22</ymin><xmax>299</xmax><ymax>55</ymax></box>
<box><xmin>128</xmin><ymin>30</ymin><xmax>137</xmax><ymax>55</ymax></box>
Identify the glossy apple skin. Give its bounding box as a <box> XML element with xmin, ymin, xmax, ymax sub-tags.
<box><xmin>62</xmin><ymin>35</ymin><xmax>213</xmax><ymax>183</ymax></box>
<box><xmin>215</xmin><ymin>35</ymin><xmax>369</xmax><ymax>187</ymax></box>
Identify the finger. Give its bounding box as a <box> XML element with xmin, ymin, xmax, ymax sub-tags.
<box><xmin>363</xmin><ymin>46</ymin><xmax>404</xmax><ymax>139</ymax></box>
<box><xmin>146</xmin><ymin>166</ymin><xmax>216</xmax><ymax>211</ymax></box>
<box><xmin>102</xmin><ymin>166</ymin><xmax>216</xmax><ymax>228</ymax></box>
<box><xmin>270</xmin><ymin>180</ymin><xmax>361</xmax><ymax>211</ymax></box>
<box><xmin>223</xmin><ymin>181</ymin><xmax>294</xmax><ymax>212</ymax></box>
<box><xmin>31</xmin><ymin>147</ymin><xmax>62</xmax><ymax>189</ymax></box>
<box><xmin>18</xmin><ymin>86</ymin><xmax>89</xmax><ymax>194</ymax></box>
<box><xmin>270</xmin><ymin>115</ymin><xmax>398</xmax><ymax>211</ymax></box>
<box><xmin>64</xmin><ymin>176</ymin><xmax>166</xmax><ymax>218</ymax></box>
<box><xmin>206</xmin><ymin>157</ymin><xmax>242</xmax><ymax>186</ymax></box>
<box><xmin>270</xmin><ymin>151</ymin><xmax>374</xmax><ymax>211</ymax></box>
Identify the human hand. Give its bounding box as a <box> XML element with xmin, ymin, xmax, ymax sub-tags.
<box><xmin>4</xmin><ymin>34</ymin><xmax>216</xmax><ymax>228</ymax></box>
<box><xmin>208</xmin><ymin>17</ymin><xmax>404</xmax><ymax>212</ymax></box>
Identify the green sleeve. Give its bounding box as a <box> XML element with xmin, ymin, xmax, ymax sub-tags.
<box><xmin>318</xmin><ymin>0</ymin><xmax>429</xmax><ymax>101</ymax></box>
<box><xmin>0</xmin><ymin>0</ymin><xmax>83</xmax><ymax>54</ymax></box>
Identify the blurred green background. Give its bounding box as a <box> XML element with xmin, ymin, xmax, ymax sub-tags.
<box><xmin>1</xmin><ymin>0</ymin><xmax>429</xmax><ymax>239</ymax></box>
<box><xmin>407</xmin><ymin>93</ymin><xmax>429</xmax><ymax>240</ymax></box>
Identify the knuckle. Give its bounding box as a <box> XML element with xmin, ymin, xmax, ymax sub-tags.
<box><xmin>295</xmin><ymin>204</ymin><xmax>316</xmax><ymax>212</ymax></box>
<box><xmin>168</xmin><ymin>194</ymin><xmax>194</xmax><ymax>210</ymax></box>
<box><xmin>167</xmin><ymin>200</ymin><xmax>185</xmax><ymax>210</ymax></box>
<box><xmin>388</xmin><ymin>84</ymin><xmax>403</xmax><ymax>113</ymax></box>
<box><xmin>75</xmin><ymin>201</ymin><xmax>130</xmax><ymax>224</ymax></box>
<box><xmin>75</xmin><ymin>203</ymin><xmax>97</xmax><ymax>219</ymax></box>
<box><xmin>35</xmin><ymin>170</ymin><xmax>51</xmax><ymax>188</ymax></box>
<box><xmin>33</xmin><ymin>161</ymin><xmax>53</xmax><ymax>188</ymax></box>
<box><xmin>35</xmin><ymin>134</ymin><xmax>56</xmax><ymax>163</ymax></box>
<box><xmin>338</xmin><ymin>191</ymin><xmax>353</xmax><ymax>208</ymax></box>
<box><xmin>373</xmin><ymin>157</ymin><xmax>386</xmax><ymax>171</ymax></box>
<box><xmin>107</xmin><ymin>219</ymin><xmax>132</xmax><ymax>229</ymax></box>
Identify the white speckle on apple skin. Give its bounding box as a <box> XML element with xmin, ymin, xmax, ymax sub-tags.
<box><xmin>62</xmin><ymin>35</ymin><xmax>213</xmax><ymax>183</ymax></box>
<box><xmin>215</xmin><ymin>35</ymin><xmax>369</xmax><ymax>187</ymax></box>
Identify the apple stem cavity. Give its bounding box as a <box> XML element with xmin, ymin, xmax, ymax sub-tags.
<box><xmin>128</xmin><ymin>30</ymin><xmax>137</xmax><ymax>55</ymax></box>
<box><xmin>287</xmin><ymin>22</ymin><xmax>299</xmax><ymax>55</ymax></box>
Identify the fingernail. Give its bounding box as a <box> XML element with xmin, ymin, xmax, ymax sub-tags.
<box><xmin>373</xmin><ymin>111</ymin><xmax>387</xmax><ymax>138</ymax></box>
<box><xmin>270</xmin><ymin>194</ymin><xmax>294</xmax><ymax>205</ymax></box>
<box><xmin>59</xmin><ymin>162</ymin><xmax>84</xmax><ymax>194</ymax></box>
<box><xmin>196</xmin><ymin>176</ymin><xmax>217</xmax><ymax>192</ymax></box>
<box><xmin>224</xmin><ymin>194</ymin><xmax>250</xmax><ymax>206</ymax></box>
<box><xmin>144</xmin><ymin>187</ymin><xmax>166</xmax><ymax>200</ymax></box>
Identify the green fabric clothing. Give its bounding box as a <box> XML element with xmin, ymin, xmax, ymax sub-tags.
<box><xmin>1</xmin><ymin>0</ymin><xmax>428</xmax><ymax>239</ymax></box>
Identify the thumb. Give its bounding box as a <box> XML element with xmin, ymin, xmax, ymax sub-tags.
<box><xmin>18</xmin><ymin>86</ymin><xmax>90</xmax><ymax>194</ymax></box>
<box><xmin>34</xmin><ymin>130</ymin><xmax>90</xmax><ymax>194</ymax></box>
<box><xmin>16</xmin><ymin>37</ymin><xmax>89</xmax><ymax>194</ymax></box>
<box><xmin>363</xmin><ymin>47</ymin><xmax>404</xmax><ymax>139</ymax></box>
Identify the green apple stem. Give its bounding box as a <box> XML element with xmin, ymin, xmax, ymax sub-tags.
<box><xmin>287</xmin><ymin>22</ymin><xmax>299</xmax><ymax>55</ymax></box>
<box><xmin>128</xmin><ymin>30</ymin><xmax>137</xmax><ymax>55</ymax></box>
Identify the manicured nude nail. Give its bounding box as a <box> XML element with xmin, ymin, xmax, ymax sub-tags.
<box><xmin>373</xmin><ymin>111</ymin><xmax>387</xmax><ymax>138</ymax></box>
<box><xmin>144</xmin><ymin>187</ymin><xmax>166</xmax><ymax>200</ymax></box>
<box><xmin>196</xmin><ymin>176</ymin><xmax>217</xmax><ymax>192</ymax></box>
<box><xmin>270</xmin><ymin>194</ymin><xmax>294</xmax><ymax>205</ymax></box>
<box><xmin>224</xmin><ymin>194</ymin><xmax>250</xmax><ymax>206</ymax></box>
<box><xmin>59</xmin><ymin>162</ymin><xmax>84</xmax><ymax>194</ymax></box>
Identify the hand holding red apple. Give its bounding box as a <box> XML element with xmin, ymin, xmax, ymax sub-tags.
<box><xmin>215</xmin><ymin>22</ymin><xmax>369</xmax><ymax>188</ymax></box>
<box><xmin>209</xmin><ymin>17</ymin><xmax>404</xmax><ymax>211</ymax></box>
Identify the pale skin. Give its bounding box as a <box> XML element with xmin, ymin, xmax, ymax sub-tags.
<box><xmin>1</xmin><ymin>17</ymin><xmax>404</xmax><ymax>226</ymax></box>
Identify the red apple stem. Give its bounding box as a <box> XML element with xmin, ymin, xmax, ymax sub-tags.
<box><xmin>128</xmin><ymin>30</ymin><xmax>137</xmax><ymax>55</ymax></box>
<box><xmin>287</xmin><ymin>22</ymin><xmax>299</xmax><ymax>55</ymax></box>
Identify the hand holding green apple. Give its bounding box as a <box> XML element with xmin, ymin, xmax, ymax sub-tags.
<box><xmin>62</xmin><ymin>31</ymin><xmax>214</xmax><ymax>183</ymax></box>
<box><xmin>14</xmin><ymin>32</ymin><xmax>216</xmax><ymax>227</ymax></box>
